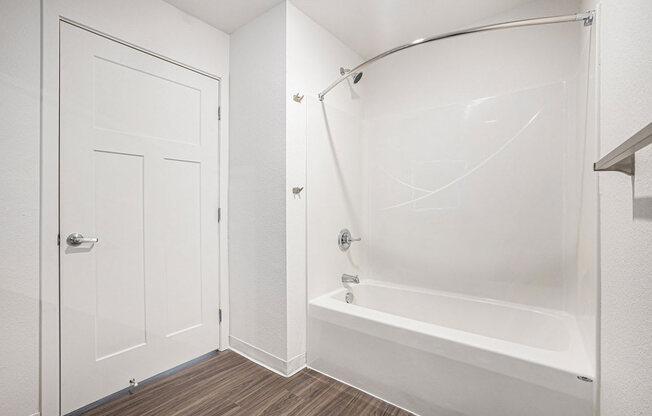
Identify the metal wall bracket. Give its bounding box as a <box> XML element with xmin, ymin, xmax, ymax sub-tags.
<box><xmin>583</xmin><ymin>10</ymin><xmax>595</xmax><ymax>26</ymax></box>
<box><xmin>292</xmin><ymin>186</ymin><xmax>304</xmax><ymax>195</ymax></box>
<box><xmin>594</xmin><ymin>122</ymin><xmax>652</xmax><ymax>176</ymax></box>
<box><xmin>594</xmin><ymin>155</ymin><xmax>635</xmax><ymax>176</ymax></box>
<box><xmin>293</xmin><ymin>93</ymin><xmax>304</xmax><ymax>103</ymax></box>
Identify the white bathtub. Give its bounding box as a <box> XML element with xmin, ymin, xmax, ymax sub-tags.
<box><xmin>307</xmin><ymin>281</ymin><xmax>595</xmax><ymax>416</ymax></box>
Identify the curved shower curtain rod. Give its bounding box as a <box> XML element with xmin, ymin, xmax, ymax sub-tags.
<box><xmin>318</xmin><ymin>11</ymin><xmax>595</xmax><ymax>101</ymax></box>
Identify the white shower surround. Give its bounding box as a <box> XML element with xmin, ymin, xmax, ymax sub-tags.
<box><xmin>308</xmin><ymin>282</ymin><xmax>594</xmax><ymax>415</ymax></box>
<box><xmin>306</xmin><ymin>0</ymin><xmax>598</xmax><ymax>414</ymax></box>
<box><xmin>365</xmin><ymin>81</ymin><xmax>572</xmax><ymax>309</ymax></box>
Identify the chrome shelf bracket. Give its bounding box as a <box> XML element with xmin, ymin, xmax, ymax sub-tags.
<box><xmin>594</xmin><ymin>122</ymin><xmax>652</xmax><ymax>176</ymax></box>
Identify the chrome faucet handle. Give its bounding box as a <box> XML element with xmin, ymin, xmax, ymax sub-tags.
<box><xmin>338</xmin><ymin>229</ymin><xmax>361</xmax><ymax>251</ymax></box>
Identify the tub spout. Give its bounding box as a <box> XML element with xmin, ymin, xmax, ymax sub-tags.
<box><xmin>342</xmin><ymin>274</ymin><xmax>359</xmax><ymax>284</ymax></box>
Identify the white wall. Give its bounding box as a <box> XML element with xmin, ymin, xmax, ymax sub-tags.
<box><xmin>37</xmin><ymin>1</ymin><xmax>230</xmax><ymax>414</ymax></box>
<box><xmin>287</xmin><ymin>1</ymin><xmax>366</xmax><ymax>305</ymax></box>
<box><xmin>361</xmin><ymin>0</ymin><xmax>592</xmax><ymax>311</ymax></box>
<box><xmin>285</xmin><ymin>2</ymin><xmax>307</xmax><ymax>368</ymax></box>
<box><xmin>583</xmin><ymin>0</ymin><xmax>652</xmax><ymax>414</ymax></box>
<box><xmin>229</xmin><ymin>2</ymin><xmax>290</xmax><ymax>369</ymax></box>
<box><xmin>0</xmin><ymin>1</ymin><xmax>41</xmax><ymax>415</ymax></box>
<box><xmin>228</xmin><ymin>1</ymin><xmax>365</xmax><ymax>375</ymax></box>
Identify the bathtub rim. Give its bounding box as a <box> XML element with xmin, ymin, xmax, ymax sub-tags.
<box><xmin>328</xmin><ymin>278</ymin><xmax>583</xmax><ymax>323</ymax></box>
<box><xmin>309</xmin><ymin>280</ymin><xmax>595</xmax><ymax>387</ymax></box>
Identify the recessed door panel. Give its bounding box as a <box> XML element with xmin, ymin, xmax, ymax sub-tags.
<box><xmin>93</xmin><ymin>56</ymin><xmax>201</xmax><ymax>144</ymax></box>
<box><xmin>164</xmin><ymin>158</ymin><xmax>203</xmax><ymax>337</ymax></box>
<box><xmin>94</xmin><ymin>150</ymin><xmax>146</xmax><ymax>360</ymax></box>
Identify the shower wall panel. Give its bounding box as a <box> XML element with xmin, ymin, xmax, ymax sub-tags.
<box><xmin>306</xmin><ymin>98</ymin><xmax>366</xmax><ymax>300</ymax></box>
<box><xmin>359</xmin><ymin>0</ymin><xmax>591</xmax><ymax>311</ymax></box>
<box><xmin>365</xmin><ymin>83</ymin><xmax>570</xmax><ymax>309</ymax></box>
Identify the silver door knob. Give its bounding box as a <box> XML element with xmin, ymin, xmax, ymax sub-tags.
<box><xmin>66</xmin><ymin>233</ymin><xmax>99</xmax><ymax>246</ymax></box>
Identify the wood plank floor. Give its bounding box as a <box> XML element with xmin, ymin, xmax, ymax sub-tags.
<box><xmin>78</xmin><ymin>349</ymin><xmax>413</xmax><ymax>416</ymax></box>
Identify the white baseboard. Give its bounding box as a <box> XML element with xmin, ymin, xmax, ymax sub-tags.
<box><xmin>285</xmin><ymin>351</ymin><xmax>305</xmax><ymax>376</ymax></box>
<box><xmin>229</xmin><ymin>336</ymin><xmax>305</xmax><ymax>377</ymax></box>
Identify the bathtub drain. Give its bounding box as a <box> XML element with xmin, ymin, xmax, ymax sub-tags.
<box><xmin>345</xmin><ymin>292</ymin><xmax>354</xmax><ymax>304</ymax></box>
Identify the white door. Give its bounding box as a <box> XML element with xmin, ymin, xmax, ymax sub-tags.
<box><xmin>59</xmin><ymin>22</ymin><xmax>220</xmax><ymax>414</ymax></box>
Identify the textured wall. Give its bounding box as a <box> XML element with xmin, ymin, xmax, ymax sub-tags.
<box><xmin>0</xmin><ymin>1</ymin><xmax>41</xmax><ymax>414</ymax></box>
<box><xmin>229</xmin><ymin>3</ymin><xmax>288</xmax><ymax>362</ymax></box>
<box><xmin>587</xmin><ymin>0</ymin><xmax>652</xmax><ymax>414</ymax></box>
<box><xmin>228</xmin><ymin>2</ymin><xmax>366</xmax><ymax>372</ymax></box>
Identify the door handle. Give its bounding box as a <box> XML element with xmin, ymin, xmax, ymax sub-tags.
<box><xmin>66</xmin><ymin>233</ymin><xmax>99</xmax><ymax>246</ymax></box>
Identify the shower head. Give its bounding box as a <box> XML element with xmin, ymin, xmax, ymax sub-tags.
<box><xmin>340</xmin><ymin>67</ymin><xmax>363</xmax><ymax>84</ymax></box>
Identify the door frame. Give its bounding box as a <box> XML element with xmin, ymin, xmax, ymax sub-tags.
<box><xmin>41</xmin><ymin>16</ymin><xmax>230</xmax><ymax>416</ymax></box>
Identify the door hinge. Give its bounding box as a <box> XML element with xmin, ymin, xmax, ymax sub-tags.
<box><xmin>218</xmin><ymin>308</ymin><xmax>222</xmax><ymax>323</ymax></box>
<box><xmin>57</xmin><ymin>234</ymin><xmax>60</xmax><ymax>246</ymax></box>
<box><xmin>218</xmin><ymin>106</ymin><xmax>221</xmax><ymax>121</ymax></box>
<box><xmin>217</xmin><ymin>207</ymin><xmax>221</xmax><ymax>222</ymax></box>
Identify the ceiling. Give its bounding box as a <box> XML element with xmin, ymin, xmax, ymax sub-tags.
<box><xmin>164</xmin><ymin>0</ymin><xmax>536</xmax><ymax>58</ymax></box>
<box><xmin>291</xmin><ymin>0</ymin><xmax>537</xmax><ymax>58</ymax></box>
<box><xmin>163</xmin><ymin>0</ymin><xmax>284</xmax><ymax>34</ymax></box>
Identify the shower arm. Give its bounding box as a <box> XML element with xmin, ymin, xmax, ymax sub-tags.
<box><xmin>318</xmin><ymin>11</ymin><xmax>595</xmax><ymax>101</ymax></box>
